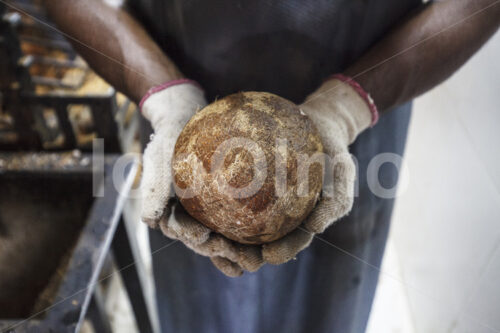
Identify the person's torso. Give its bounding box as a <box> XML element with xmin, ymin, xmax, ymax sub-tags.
<box><xmin>139</xmin><ymin>4</ymin><xmax>417</xmax><ymax>331</ymax></box>
<box><xmin>128</xmin><ymin>0</ymin><xmax>421</xmax><ymax>102</ymax></box>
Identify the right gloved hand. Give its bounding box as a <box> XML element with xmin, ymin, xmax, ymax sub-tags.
<box><xmin>140</xmin><ymin>80</ymin><xmax>264</xmax><ymax>277</ymax></box>
<box><xmin>140</xmin><ymin>79</ymin><xmax>206</xmax><ymax>227</ymax></box>
<box><xmin>160</xmin><ymin>201</ymin><xmax>264</xmax><ymax>277</ymax></box>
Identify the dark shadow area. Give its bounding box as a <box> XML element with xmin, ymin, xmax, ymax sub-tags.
<box><xmin>0</xmin><ymin>172</ymin><xmax>93</xmax><ymax>319</ymax></box>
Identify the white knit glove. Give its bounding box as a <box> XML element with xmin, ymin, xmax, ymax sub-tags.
<box><xmin>262</xmin><ymin>74</ymin><xmax>379</xmax><ymax>264</ymax></box>
<box><xmin>141</xmin><ymin>75</ymin><xmax>378</xmax><ymax>276</ymax></box>
<box><xmin>140</xmin><ymin>79</ymin><xmax>263</xmax><ymax>277</ymax></box>
<box><xmin>160</xmin><ymin>201</ymin><xmax>264</xmax><ymax>277</ymax></box>
<box><xmin>141</xmin><ymin>79</ymin><xmax>206</xmax><ymax>227</ymax></box>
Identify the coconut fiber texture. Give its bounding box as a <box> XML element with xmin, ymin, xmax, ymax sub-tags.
<box><xmin>173</xmin><ymin>91</ymin><xmax>324</xmax><ymax>244</ymax></box>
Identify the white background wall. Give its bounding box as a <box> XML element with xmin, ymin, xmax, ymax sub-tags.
<box><xmin>367</xmin><ymin>30</ymin><xmax>500</xmax><ymax>333</ymax></box>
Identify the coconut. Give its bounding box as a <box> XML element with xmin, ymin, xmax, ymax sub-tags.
<box><xmin>172</xmin><ymin>92</ymin><xmax>324</xmax><ymax>244</ymax></box>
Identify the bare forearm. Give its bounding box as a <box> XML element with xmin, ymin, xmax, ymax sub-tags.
<box><xmin>345</xmin><ymin>0</ymin><xmax>500</xmax><ymax>112</ymax></box>
<box><xmin>44</xmin><ymin>0</ymin><xmax>182</xmax><ymax>103</ymax></box>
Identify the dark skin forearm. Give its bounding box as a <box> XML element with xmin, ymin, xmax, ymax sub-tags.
<box><xmin>345</xmin><ymin>0</ymin><xmax>500</xmax><ymax>112</ymax></box>
<box><xmin>44</xmin><ymin>0</ymin><xmax>499</xmax><ymax>110</ymax></box>
<box><xmin>44</xmin><ymin>0</ymin><xmax>182</xmax><ymax>104</ymax></box>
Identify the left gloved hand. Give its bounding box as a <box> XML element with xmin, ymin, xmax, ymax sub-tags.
<box><xmin>262</xmin><ymin>74</ymin><xmax>379</xmax><ymax>264</ymax></box>
<box><xmin>141</xmin><ymin>79</ymin><xmax>206</xmax><ymax>227</ymax></box>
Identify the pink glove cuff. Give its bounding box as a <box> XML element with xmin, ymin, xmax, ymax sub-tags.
<box><xmin>329</xmin><ymin>74</ymin><xmax>379</xmax><ymax>127</ymax></box>
<box><xmin>139</xmin><ymin>78</ymin><xmax>202</xmax><ymax>111</ymax></box>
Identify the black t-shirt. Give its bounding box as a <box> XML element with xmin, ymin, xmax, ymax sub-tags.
<box><xmin>127</xmin><ymin>0</ymin><xmax>421</xmax><ymax>102</ymax></box>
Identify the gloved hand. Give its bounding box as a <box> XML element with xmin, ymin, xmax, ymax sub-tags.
<box><xmin>140</xmin><ymin>79</ymin><xmax>264</xmax><ymax>277</ymax></box>
<box><xmin>141</xmin><ymin>79</ymin><xmax>206</xmax><ymax>227</ymax></box>
<box><xmin>141</xmin><ymin>75</ymin><xmax>378</xmax><ymax>277</ymax></box>
<box><xmin>262</xmin><ymin>74</ymin><xmax>379</xmax><ymax>264</ymax></box>
<box><xmin>160</xmin><ymin>201</ymin><xmax>264</xmax><ymax>277</ymax></box>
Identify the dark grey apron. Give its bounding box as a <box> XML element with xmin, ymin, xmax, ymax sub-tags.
<box><xmin>130</xmin><ymin>0</ymin><xmax>421</xmax><ymax>331</ymax></box>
